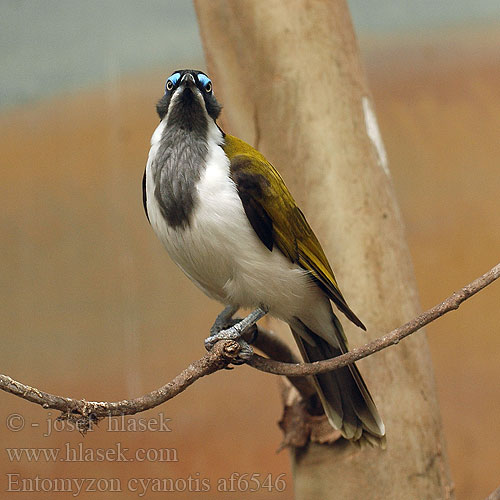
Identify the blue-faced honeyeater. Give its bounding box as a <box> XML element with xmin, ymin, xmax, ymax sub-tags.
<box><xmin>143</xmin><ymin>69</ymin><xmax>385</xmax><ymax>445</ymax></box>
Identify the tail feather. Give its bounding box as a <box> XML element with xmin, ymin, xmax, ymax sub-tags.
<box><xmin>291</xmin><ymin>317</ymin><xmax>385</xmax><ymax>445</ymax></box>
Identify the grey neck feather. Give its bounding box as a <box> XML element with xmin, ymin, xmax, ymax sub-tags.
<box><xmin>152</xmin><ymin>97</ymin><xmax>209</xmax><ymax>229</ymax></box>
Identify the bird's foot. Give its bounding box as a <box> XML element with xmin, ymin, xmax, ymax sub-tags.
<box><xmin>205</xmin><ymin>307</ymin><xmax>268</xmax><ymax>363</ymax></box>
<box><xmin>204</xmin><ymin>328</ymin><xmax>253</xmax><ymax>364</ymax></box>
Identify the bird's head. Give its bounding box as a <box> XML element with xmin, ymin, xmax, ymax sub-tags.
<box><xmin>156</xmin><ymin>69</ymin><xmax>222</xmax><ymax>130</ymax></box>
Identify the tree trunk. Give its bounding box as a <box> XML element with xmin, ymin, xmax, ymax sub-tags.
<box><xmin>194</xmin><ymin>1</ymin><xmax>454</xmax><ymax>498</ymax></box>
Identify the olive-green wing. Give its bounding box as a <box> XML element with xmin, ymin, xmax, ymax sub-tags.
<box><xmin>224</xmin><ymin>134</ymin><xmax>365</xmax><ymax>330</ymax></box>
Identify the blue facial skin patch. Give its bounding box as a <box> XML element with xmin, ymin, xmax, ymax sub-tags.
<box><xmin>165</xmin><ymin>72</ymin><xmax>181</xmax><ymax>92</ymax></box>
<box><xmin>197</xmin><ymin>73</ymin><xmax>211</xmax><ymax>88</ymax></box>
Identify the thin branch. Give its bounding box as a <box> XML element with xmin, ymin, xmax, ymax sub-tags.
<box><xmin>0</xmin><ymin>340</ymin><xmax>242</xmax><ymax>432</ymax></box>
<box><xmin>0</xmin><ymin>262</ymin><xmax>498</xmax><ymax>431</ymax></box>
<box><xmin>247</xmin><ymin>262</ymin><xmax>500</xmax><ymax>376</ymax></box>
<box><xmin>247</xmin><ymin>326</ymin><xmax>315</xmax><ymax>398</ymax></box>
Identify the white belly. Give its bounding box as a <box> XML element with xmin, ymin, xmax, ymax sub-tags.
<box><xmin>145</xmin><ymin>122</ymin><xmax>319</xmax><ymax>322</ymax></box>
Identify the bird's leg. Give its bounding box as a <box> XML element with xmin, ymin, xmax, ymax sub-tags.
<box><xmin>210</xmin><ymin>305</ymin><xmax>239</xmax><ymax>336</ymax></box>
<box><xmin>205</xmin><ymin>306</ymin><xmax>268</xmax><ymax>362</ymax></box>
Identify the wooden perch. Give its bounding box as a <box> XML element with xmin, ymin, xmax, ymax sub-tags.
<box><xmin>1</xmin><ymin>262</ymin><xmax>498</xmax><ymax>434</ymax></box>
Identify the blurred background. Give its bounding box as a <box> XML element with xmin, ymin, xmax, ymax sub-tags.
<box><xmin>1</xmin><ymin>1</ymin><xmax>499</xmax><ymax>498</ymax></box>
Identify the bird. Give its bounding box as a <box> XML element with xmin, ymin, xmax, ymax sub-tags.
<box><xmin>143</xmin><ymin>69</ymin><xmax>385</xmax><ymax>445</ymax></box>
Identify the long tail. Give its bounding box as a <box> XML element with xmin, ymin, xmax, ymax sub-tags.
<box><xmin>291</xmin><ymin>315</ymin><xmax>385</xmax><ymax>447</ymax></box>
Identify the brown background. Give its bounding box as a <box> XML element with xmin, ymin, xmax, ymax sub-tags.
<box><xmin>1</xmin><ymin>31</ymin><xmax>499</xmax><ymax>498</ymax></box>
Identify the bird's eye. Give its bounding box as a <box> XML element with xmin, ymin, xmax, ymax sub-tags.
<box><xmin>165</xmin><ymin>72</ymin><xmax>180</xmax><ymax>93</ymax></box>
<box><xmin>197</xmin><ymin>74</ymin><xmax>212</xmax><ymax>93</ymax></box>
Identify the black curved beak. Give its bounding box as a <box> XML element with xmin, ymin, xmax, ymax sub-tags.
<box><xmin>181</xmin><ymin>73</ymin><xmax>196</xmax><ymax>87</ymax></box>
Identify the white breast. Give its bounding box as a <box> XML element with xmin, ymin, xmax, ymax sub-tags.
<box><xmin>145</xmin><ymin>121</ymin><xmax>321</xmax><ymax>323</ymax></box>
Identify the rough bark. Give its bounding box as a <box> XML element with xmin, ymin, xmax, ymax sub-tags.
<box><xmin>194</xmin><ymin>1</ymin><xmax>454</xmax><ymax>498</ymax></box>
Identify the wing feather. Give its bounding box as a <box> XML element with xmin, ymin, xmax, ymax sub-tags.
<box><xmin>224</xmin><ymin>134</ymin><xmax>365</xmax><ymax>330</ymax></box>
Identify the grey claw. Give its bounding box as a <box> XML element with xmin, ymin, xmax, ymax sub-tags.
<box><xmin>223</xmin><ymin>338</ymin><xmax>254</xmax><ymax>365</ymax></box>
<box><xmin>204</xmin><ymin>325</ymin><xmax>241</xmax><ymax>352</ymax></box>
<box><xmin>237</xmin><ymin>341</ymin><xmax>254</xmax><ymax>360</ymax></box>
<box><xmin>204</xmin><ymin>327</ymin><xmax>254</xmax><ymax>363</ymax></box>
<box><xmin>205</xmin><ymin>307</ymin><xmax>267</xmax><ymax>362</ymax></box>
<box><xmin>204</xmin><ymin>337</ymin><xmax>215</xmax><ymax>351</ymax></box>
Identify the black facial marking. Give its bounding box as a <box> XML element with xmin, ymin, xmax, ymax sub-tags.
<box><xmin>156</xmin><ymin>69</ymin><xmax>222</xmax><ymax>121</ymax></box>
<box><xmin>156</xmin><ymin>93</ymin><xmax>172</xmax><ymax>120</ymax></box>
<box><xmin>166</xmin><ymin>85</ymin><xmax>208</xmax><ymax>133</ymax></box>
